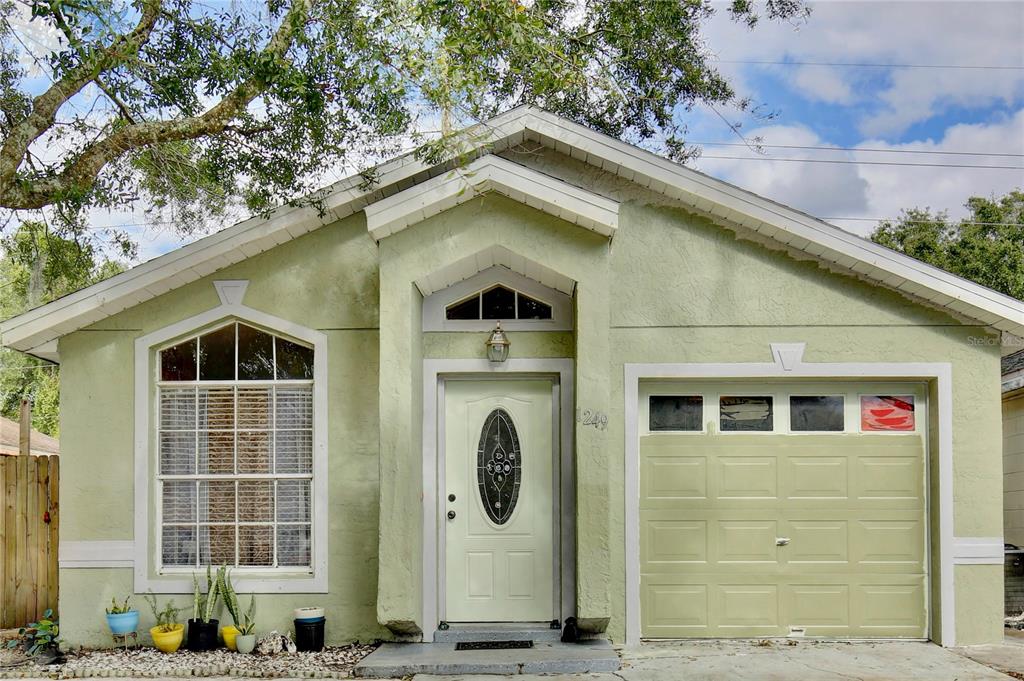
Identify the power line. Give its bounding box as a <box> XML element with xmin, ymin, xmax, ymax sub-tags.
<box><xmin>824</xmin><ymin>217</ymin><xmax>1023</xmax><ymax>227</ymax></box>
<box><xmin>697</xmin><ymin>154</ymin><xmax>1024</xmax><ymax>170</ymax></box>
<box><xmin>690</xmin><ymin>141</ymin><xmax>1024</xmax><ymax>158</ymax></box>
<box><xmin>718</xmin><ymin>59</ymin><xmax>1024</xmax><ymax>71</ymax></box>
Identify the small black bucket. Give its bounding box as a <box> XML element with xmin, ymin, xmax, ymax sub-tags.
<box><xmin>187</xmin><ymin>618</ymin><xmax>219</xmax><ymax>651</ymax></box>
<box><xmin>294</xmin><ymin>617</ymin><xmax>325</xmax><ymax>652</ymax></box>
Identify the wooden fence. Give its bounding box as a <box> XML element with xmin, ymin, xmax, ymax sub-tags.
<box><xmin>0</xmin><ymin>453</ymin><xmax>59</xmax><ymax>628</ymax></box>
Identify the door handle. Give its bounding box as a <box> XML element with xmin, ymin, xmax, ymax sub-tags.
<box><xmin>447</xmin><ymin>510</ymin><xmax>456</xmax><ymax>520</ymax></box>
<box><xmin>776</xmin><ymin>537</ymin><xmax>790</xmax><ymax>546</ymax></box>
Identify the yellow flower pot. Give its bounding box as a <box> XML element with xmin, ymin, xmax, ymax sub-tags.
<box><xmin>221</xmin><ymin>624</ymin><xmax>240</xmax><ymax>651</ymax></box>
<box><xmin>150</xmin><ymin>624</ymin><xmax>184</xmax><ymax>653</ymax></box>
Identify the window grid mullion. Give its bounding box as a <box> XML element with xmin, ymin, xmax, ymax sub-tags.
<box><xmin>234</xmin><ymin>479</ymin><xmax>240</xmax><ymax>568</ymax></box>
<box><xmin>194</xmin><ymin>386</ymin><xmax>200</xmax><ymax>567</ymax></box>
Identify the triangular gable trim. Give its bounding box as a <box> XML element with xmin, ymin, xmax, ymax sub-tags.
<box><xmin>364</xmin><ymin>155</ymin><xmax>618</xmax><ymax>240</ymax></box>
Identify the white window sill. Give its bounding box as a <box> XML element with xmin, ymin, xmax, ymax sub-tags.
<box><xmin>137</xmin><ymin>569</ymin><xmax>327</xmax><ymax>594</ymax></box>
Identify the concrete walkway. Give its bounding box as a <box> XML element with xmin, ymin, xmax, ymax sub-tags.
<box><xmin>419</xmin><ymin>640</ymin><xmax>1017</xmax><ymax>680</ymax></box>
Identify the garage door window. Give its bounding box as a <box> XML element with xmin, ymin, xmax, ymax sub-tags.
<box><xmin>861</xmin><ymin>395</ymin><xmax>915</xmax><ymax>431</ymax></box>
<box><xmin>649</xmin><ymin>396</ymin><xmax>703</xmax><ymax>431</ymax></box>
<box><xmin>719</xmin><ymin>396</ymin><xmax>773</xmax><ymax>431</ymax></box>
<box><xmin>790</xmin><ymin>395</ymin><xmax>844</xmax><ymax>432</ymax></box>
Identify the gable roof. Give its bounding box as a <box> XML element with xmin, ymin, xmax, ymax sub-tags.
<box><xmin>3</xmin><ymin>105</ymin><xmax>1024</xmax><ymax>361</ymax></box>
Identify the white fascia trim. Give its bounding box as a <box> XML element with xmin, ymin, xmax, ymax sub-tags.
<box><xmin>421</xmin><ymin>358</ymin><xmax>575</xmax><ymax>642</ymax></box>
<box><xmin>133</xmin><ymin>293</ymin><xmax>328</xmax><ymax>594</ymax></box>
<box><xmin>520</xmin><ymin>109</ymin><xmax>1024</xmax><ymax>336</ymax></box>
<box><xmin>364</xmin><ymin>155</ymin><xmax>619</xmax><ymax>241</ymax></box>
<box><xmin>952</xmin><ymin>537</ymin><xmax>1003</xmax><ymax>565</ymax></box>
<box><xmin>623</xmin><ymin>352</ymin><xmax>956</xmax><ymax>647</ymax></box>
<box><xmin>60</xmin><ymin>540</ymin><xmax>134</xmax><ymax>568</ymax></box>
<box><xmin>422</xmin><ymin>266</ymin><xmax>574</xmax><ymax>332</ymax></box>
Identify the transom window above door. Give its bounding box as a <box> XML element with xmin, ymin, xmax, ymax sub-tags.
<box><xmin>156</xmin><ymin>321</ymin><xmax>314</xmax><ymax>572</ymax></box>
<box><xmin>422</xmin><ymin>265</ymin><xmax>574</xmax><ymax>332</ymax></box>
<box><xmin>446</xmin><ymin>285</ymin><xmax>553</xmax><ymax>321</ymax></box>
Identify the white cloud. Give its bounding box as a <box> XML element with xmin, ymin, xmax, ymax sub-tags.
<box><xmin>694</xmin><ymin>125</ymin><xmax>871</xmax><ymax>217</ymax></box>
<box><xmin>692</xmin><ymin>109</ymin><xmax>1024</xmax><ymax>235</ymax></box>
<box><xmin>703</xmin><ymin>1</ymin><xmax>1024</xmax><ymax>137</ymax></box>
<box><xmin>790</xmin><ymin>65</ymin><xmax>854</xmax><ymax>104</ymax></box>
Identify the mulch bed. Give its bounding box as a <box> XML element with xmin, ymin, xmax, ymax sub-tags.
<box><xmin>0</xmin><ymin>644</ymin><xmax>377</xmax><ymax>679</ymax></box>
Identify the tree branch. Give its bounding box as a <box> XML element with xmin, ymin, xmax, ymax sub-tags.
<box><xmin>0</xmin><ymin>0</ymin><xmax>162</xmax><ymax>198</ymax></box>
<box><xmin>0</xmin><ymin>0</ymin><xmax>312</xmax><ymax>210</ymax></box>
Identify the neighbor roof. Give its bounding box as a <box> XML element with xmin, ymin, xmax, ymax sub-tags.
<box><xmin>3</xmin><ymin>106</ymin><xmax>1024</xmax><ymax>361</ymax></box>
<box><xmin>0</xmin><ymin>416</ymin><xmax>59</xmax><ymax>456</ymax></box>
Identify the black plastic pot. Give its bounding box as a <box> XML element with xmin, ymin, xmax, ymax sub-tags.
<box><xmin>187</xmin><ymin>618</ymin><xmax>220</xmax><ymax>651</ymax></box>
<box><xmin>294</xmin><ymin>618</ymin><xmax>325</xmax><ymax>652</ymax></box>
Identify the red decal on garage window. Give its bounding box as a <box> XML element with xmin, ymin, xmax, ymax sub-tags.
<box><xmin>860</xmin><ymin>395</ymin><xmax>915</xmax><ymax>431</ymax></box>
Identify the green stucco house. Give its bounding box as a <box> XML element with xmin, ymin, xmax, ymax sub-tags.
<box><xmin>2</xmin><ymin>107</ymin><xmax>1021</xmax><ymax>649</ymax></box>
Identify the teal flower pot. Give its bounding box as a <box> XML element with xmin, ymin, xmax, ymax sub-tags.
<box><xmin>106</xmin><ymin>610</ymin><xmax>139</xmax><ymax>635</ymax></box>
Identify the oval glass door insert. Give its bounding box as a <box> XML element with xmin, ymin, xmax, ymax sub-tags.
<box><xmin>477</xmin><ymin>408</ymin><xmax>522</xmax><ymax>525</ymax></box>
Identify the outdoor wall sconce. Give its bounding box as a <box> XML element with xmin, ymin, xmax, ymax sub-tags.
<box><xmin>485</xmin><ymin>322</ymin><xmax>510</xmax><ymax>363</ymax></box>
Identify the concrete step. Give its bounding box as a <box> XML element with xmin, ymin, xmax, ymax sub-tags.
<box><xmin>432</xmin><ymin>623</ymin><xmax>562</xmax><ymax>643</ymax></box>
<box><xmin>353</xmin><ymin>639</ymin><xmax>621</xmax><ymax>677</ymax></box>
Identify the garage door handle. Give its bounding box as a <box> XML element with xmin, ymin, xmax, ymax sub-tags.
<box><xmin>776</xmin><ymin>537</ymin><xmax>790</xmax><ymax>546</ymax></box>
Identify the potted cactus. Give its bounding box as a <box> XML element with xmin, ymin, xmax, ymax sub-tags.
<box><xmin>234</xmin><ymin>595</ymin><xmax>257</xmax><ymax>654</ymax></box>
<box><xmin>186</xmin><ymin>567</ymin><xmax>222</xmax><ymax>651</ymax></box>
<box><xmin>105</xmin><ymin>596</ymin><xmax>139</xmax><ymax>635</ymax></box>
<box><xmin>143</xmin><ymin>591</ymin><xmax>184</xmax><ymax>653</ymax></box>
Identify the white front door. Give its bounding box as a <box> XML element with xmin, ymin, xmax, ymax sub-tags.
<box><xmin>444</xmin><ymin>379</ymin><xmax>556</xmax><ymax>622</ymax></box>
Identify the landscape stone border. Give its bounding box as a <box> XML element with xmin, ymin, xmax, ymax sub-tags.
<box><xmin>0</xmin><ymin>645</ymin><xmax>377</xmax><ymax>679</ymax></box>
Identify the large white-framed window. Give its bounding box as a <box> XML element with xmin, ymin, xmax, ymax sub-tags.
<box><xmin>157</xmin><ymin>321</ymin><xmax>314</xmax><ymax>572</ymax></box>
<box><xmin>133</xmin><ymin>283</ymin><xmax>328</xmax><ymax>594</ymax></box>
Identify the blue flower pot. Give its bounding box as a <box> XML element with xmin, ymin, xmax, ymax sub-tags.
<box><xmin>106</xmin><ymin>610</ymin><xmax>140</xmax><ymax>635</ymax></box>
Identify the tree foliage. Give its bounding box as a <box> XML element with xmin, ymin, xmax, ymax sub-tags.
<box><xmin>871</xmin><ymin>190</ymin><xmax>1024</xmax><ymax>301</ymax></box>
<box><xmin>0</xmin><ymin>0</ymin><xmax>809</xmax><ymax>243</ymax></box>
<box><xmin>0</xmin><ymin>221</ymin><xmax>123</xmax><ymax>435</ymax></box>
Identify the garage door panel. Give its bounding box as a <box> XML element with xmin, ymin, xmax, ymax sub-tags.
<box><xmin>785</xmin><ymin>520</ymin><xmax>848</xmax><ymax>563</ymax></box>
<box><xmin>783</xmin><ymin>457</ymin><xmax>848</xmax><ymax>499</ymax></box>
<box><xmin>717</xmin><ymin>520</ymin><xmax>778</xmax><ymax>563</ymax></box>
<box><xmin>642</xmin><ymin>519</ymin><xmax>707</xmax><ymax>567</ymax></box>
<box><xmin>717</xmin><ymin>457</ymin><xmax>778</xmax><ymax>499</ymax></box>
<box><xmin>641</xmin><ymin>454</ymin><xmax>707</xmax><ymax>506</ymax></box>
<box><xmin>640</xmin><ymin>580</ymin><xmax>709</xmax><ymax>636</ymax></box>
<box><xmin>783</xmin><ymin>584</ymin><xmax>850</xmax><ymax>629</ymax></box>
<box><xmin>854</xmin><ymin>455</ymin><xmax>924</xmax><ymax>504</ymax></box>
<box><xmin>854</xmin><ymin>582</ymin><xmax>926</xmax><ymax>635</ymax></box>
<box><xmin>852</xmin><ymin>519</ymin><xmax>925</xmax><ymax>566</ymax></box>
<box><xmin>716</xmin><ymin>584</ymin><xmax>779</xmax><ymax>630</ymax></box>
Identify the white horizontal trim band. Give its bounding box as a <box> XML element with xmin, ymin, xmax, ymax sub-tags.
<box><xmin>952</xmin><ymin>536</ymin><xmax>1003</xmax><ymax>564</ymax></box>
<box><xmin>60</xmin><ymin>540</ymin><xmax>135</xmax><ymax>568</ymax></box>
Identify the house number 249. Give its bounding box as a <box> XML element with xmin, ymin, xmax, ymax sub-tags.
<box><xmin>577</xmin><ymin>408</ymin><xmax>608</xmax><ymax>431</ymax></box>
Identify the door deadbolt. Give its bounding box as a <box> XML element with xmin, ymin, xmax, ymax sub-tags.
<box><xmin>447</xmin><ymin>510</ymin><xmax>456</xmax><ymax>520</ymax></box>
<box><xmin>448</xmin><ymin>493</ymin><xmax>456</xmax><ymax>502</ymax></box>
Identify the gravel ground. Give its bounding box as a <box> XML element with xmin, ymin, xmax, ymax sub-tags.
<box><xmin>0</xmin><ymin>644</ymin><xmax>377</xmax><ymax>679</ymax></box>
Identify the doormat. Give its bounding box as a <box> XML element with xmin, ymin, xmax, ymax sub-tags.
<box><xmin>455</xmin><ymin>641</ymin><xmax>534</xmax><ymax>651</ymax></box>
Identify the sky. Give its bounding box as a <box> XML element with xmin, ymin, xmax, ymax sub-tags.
<box><xmin>12</xmin><ymin>0</ymin><xmax>1024</xmax><ymax>261</ymax></box>
<box><xmin>686</xmin><ymin>0</ymin><xmax>1024</xmax><ymax>236</ymax></box>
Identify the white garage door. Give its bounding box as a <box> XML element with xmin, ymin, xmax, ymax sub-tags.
<box><xmin>639</xmin><ymin>381</ymin><xmax>928</xmax><ymax>639</ymax></box>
